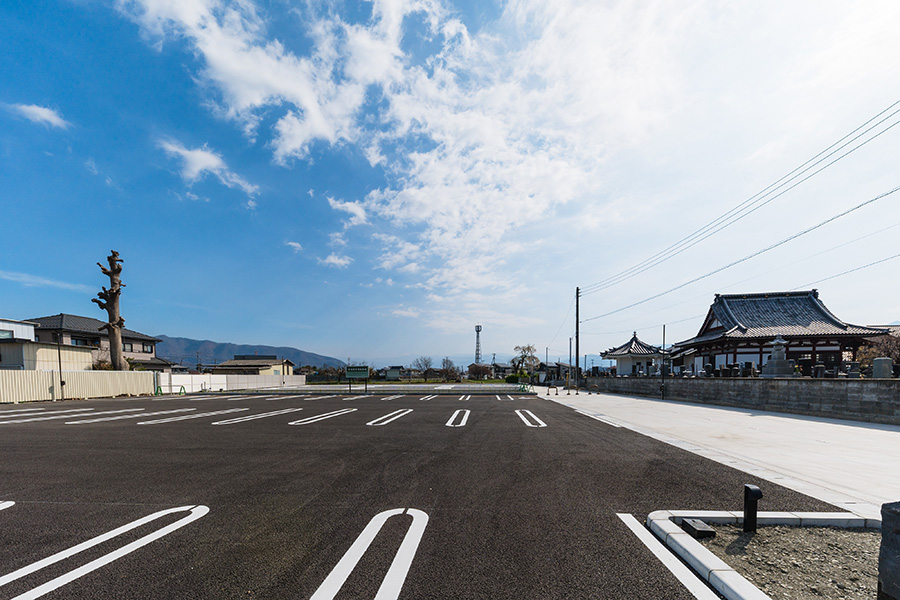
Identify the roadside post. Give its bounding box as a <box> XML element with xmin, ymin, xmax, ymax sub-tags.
<box><xmin>346</xmin><ymin>365</ymin><xmax>370</xmax><ymax>393</ymax></box>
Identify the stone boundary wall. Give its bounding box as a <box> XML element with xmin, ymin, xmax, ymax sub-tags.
<box><xmin>584</xmin><ymin>377</ymin><xmax>900</xmax><ymax>425</ymax></box>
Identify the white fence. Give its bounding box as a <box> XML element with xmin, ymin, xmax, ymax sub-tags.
<box><xmin>0</xmin><ymin>370</ymin><xmax>154</xmax><ymax>403</ymax></box>
<box><xmin>154</xmin><ymin>373</ymin><xmax>307</xmax><ymax>394</ymax></box>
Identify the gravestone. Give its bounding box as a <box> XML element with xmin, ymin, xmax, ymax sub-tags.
<box><xmin>873</xmin><ymin>357</ymin><xmax>894</xmax><ymax>379</ymax></box>
<box><xmin>848</xmin><ymin>361</ymin><xmax>861</xmax><ymax>379</ymax></box>
<box><xmin>761</xmin><ymin>336</ymin><xmax>795</xmax><ymax>378</ymax></box>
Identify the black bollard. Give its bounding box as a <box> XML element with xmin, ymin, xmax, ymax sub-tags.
<box><xmin>743</xmin><ymin>484</ymin><xmax>763</xmax><ymax>532</ymax></box>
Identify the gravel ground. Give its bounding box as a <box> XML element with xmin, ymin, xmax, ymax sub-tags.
<box><xmin>699</xmin><ymin>524</ymin><xmax>880</xmax><ymax>600</ymax></box>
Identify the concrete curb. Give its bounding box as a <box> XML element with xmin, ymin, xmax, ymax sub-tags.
<box><xmin>645</xmin><ymin>510</ymin><xmax>881</xmax><ymax>600</ymax></box>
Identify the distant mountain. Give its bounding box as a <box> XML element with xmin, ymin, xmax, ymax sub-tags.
<box><xmin>155</xmin><ymin>335</ymin><xmax>345</xmax><ymax>370</ymax></box>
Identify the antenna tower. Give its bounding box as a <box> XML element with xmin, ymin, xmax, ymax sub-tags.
<box><xmin>475</xmin><ymin>324</ymin><xmax>482</xmax><ymax>363</ymax></box>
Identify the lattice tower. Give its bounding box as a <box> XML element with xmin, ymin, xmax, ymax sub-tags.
<box><xmin>475</xmin><ymin>325</ymin><xmax>482</xmax><ymax>363</ymax></box>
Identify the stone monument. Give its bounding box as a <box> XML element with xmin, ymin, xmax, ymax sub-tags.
<box><xmin>761</xmin><ymin>336</ymin><xmax>795</xmax><ymax>378</ymax></box>
<box><xmin>873</xmin><ymin>357</ymin><xmax>894</xmax><ymax>379</ymax></box>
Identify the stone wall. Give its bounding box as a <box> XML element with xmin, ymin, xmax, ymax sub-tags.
<box><xmin>584</xmin><ymin>376</ymin><xmax>900</xmax><ymax>425</ymax></box>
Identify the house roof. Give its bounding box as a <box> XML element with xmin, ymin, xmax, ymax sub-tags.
<box><xmin>214</xmin><ymin>357</ymin><xmax>295</xmax><ymax>367</ymax></box>
<box><xmin>602</xmin><ymin>332</ymin><xmax>665</xmax><ymax>358</ymax></box>
<box><xmin>675</xmin><ymin>290</ymin><xmax>888</xmax><ymax>348</ymax></box>
<box><xmin>28</xmin><ymin>314</ymin><xmax>160</xmax><ymax>342</ymax></box>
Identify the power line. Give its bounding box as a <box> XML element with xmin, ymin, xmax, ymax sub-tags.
<box><xmin>546</xmin><ymin>295</ymin><xmax>575</xmax><ymax>350</ymax></box>
<box><xmin>581</xmin><ymin>100</ymin><xmax>900</xmax><ymax>296</ymax></box>
<box><xmin>582</xmin><ymin>184</ymin><xmax>900</xmax><ymax>323</ymax></box>
<box><xmin>793</xmin><ymin>252</ymin><xmax>900</xmax><ymax>290</ymax></box>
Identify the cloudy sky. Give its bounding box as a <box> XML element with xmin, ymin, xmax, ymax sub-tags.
<box><xmin>3</xmin><ymin>0</ymin><xmax>900</xmax><ymax>367</ymax></box>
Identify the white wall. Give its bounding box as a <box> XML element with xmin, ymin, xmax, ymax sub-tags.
<box><xmin>155</xmin><ymin>373</ymin><xmax>307</xmax><ymax>393</ymax></box>
<box><xmin>0</xmin><ymin>370</ymin><xmax>154</xmax><ymax>403</ymax></box>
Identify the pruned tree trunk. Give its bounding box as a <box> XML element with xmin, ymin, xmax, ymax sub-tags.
<box><xmin>92</xmin><ymin>250</ymin><xmax>127</xmax><ymax>371</ymax></box>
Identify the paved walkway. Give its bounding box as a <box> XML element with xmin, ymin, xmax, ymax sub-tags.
<box><xmin>541</xmin><ymin>390</ymin><xmax>900</xmax><ymax>520</ymax></box>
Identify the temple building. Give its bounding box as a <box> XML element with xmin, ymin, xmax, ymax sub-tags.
<box><xmin>601</xmin><ymin>332</ymin><xmax>667</xmax><ymax>376</ymax></box>
<box><xmin>672</xmin><ymin>290</ymin><xmax>888</xmax><ymax>374</ymax></box>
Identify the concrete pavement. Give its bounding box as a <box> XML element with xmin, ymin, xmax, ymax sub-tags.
<box><xmin>543</xmin><ymin>389</ymin><xmax>900</xmax><ymax>520</ymax></box>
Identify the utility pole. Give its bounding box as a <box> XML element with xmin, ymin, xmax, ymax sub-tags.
<box><xmin>661</xmin><ymin>324</ymin><xmax>666</xmax><ymax>400</ymax></box>
<box><xmin>575</xmin><ymin>287</ymin><xmax>580</xmax><ymax>394</ymax></box>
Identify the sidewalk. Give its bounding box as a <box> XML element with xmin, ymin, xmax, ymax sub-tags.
<box><xmin>541</xmin><ymin>390</ymin><xmax>900</xmax><ymax>520</ymax></box>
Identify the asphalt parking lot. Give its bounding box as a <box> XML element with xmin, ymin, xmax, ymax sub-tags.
<box><xmin>0</xmin><ymin>392</ymin><xmax>834</xmax><ymax>599</ymax></box>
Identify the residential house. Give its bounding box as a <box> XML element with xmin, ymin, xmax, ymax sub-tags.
<box><xmin>207</xmin><ymin>355</ymin><xmax>295</xmax><ymax>376</ymax></box>
<box><xmin>0</xmin><ymin>318</ymin><xmax>93</xmax><ymax>371</ymax></box>
<box><xmin>28</xmin><ymin>313</ymin><xmax>170</xmax><ymax>371</ymax></box>
<box><xmin>672</xmin><ymin>290</ymin><xmax>888</xmax><ymax>374</ymax></box>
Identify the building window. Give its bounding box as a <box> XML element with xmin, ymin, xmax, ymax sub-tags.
<box><xmin>142</xmin><ymin>344</ymin><xmax>153</xmax><ymax>353</ymax></box>
<box><xmin>0</xmin><ymin>330</ymin><xmax>12</xmax><ymax>339</ymax></box>
<box><xmin>123</xmin><ymin>343</ymin><xmax>133</xmax><ymax>352</ymax></box>
<box><xmin>72</xmin><ymin>338</ymin><xmax>99</xmax><ymax>347</ymax></box>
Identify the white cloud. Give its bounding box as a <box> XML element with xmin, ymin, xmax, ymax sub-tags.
<box><xmin>159</xmin><ymin>138</ymin><xmax>259</xmax><ymax>196</ymax></box>
<box><xmin>0</xmin><ymin>270</ymin><xmax>92</xmax><ymax>293</ymax></box>
<box><xmin>392</xmin><ymin>306</ymin><xmax>420</xmax><ymax>318</ymax></box>
<box><xmin>329</xmin><ymin>232</ymin><xmax>347</xmax><ymax>247</ymax></box>
<box><xmin>285</xmin><ymin>241</ymin><xmax>303</xmax><ymax>252</ymax></box>
<box><xmin>320</xmin><ymin>253</ymin><xmax>353</xmax><ymax>268</ymax></box>
<box><xmin>85</xmin><ymin>158</ymin><xmax>99</xmax><ymax>174</ymax></box>
<box><xmin>7</xmin><ymin>103</ymin><xmax>70</xmax><ymax>128</ymax></box>
<box><xmin>327</xmin><ymin>197</ymin><xmax>368</xmax><ymax>228</ymax></box>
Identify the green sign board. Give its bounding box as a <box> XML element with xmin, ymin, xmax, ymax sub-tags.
<box><xmin>346</xmin><ymin>366</ymin><xmax>370</xmax><ymax>380</ymax></box>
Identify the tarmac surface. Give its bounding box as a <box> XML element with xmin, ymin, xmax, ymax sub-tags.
<box><xmin>0</xmin><ymin>392</ymin><xmax>834</xmax><ymax>599</ymax></box>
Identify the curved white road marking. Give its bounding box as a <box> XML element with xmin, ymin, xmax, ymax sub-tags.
<box><xmin>66</xmin><ymin>408</ymin><xmax>195</xmax><ymax>424</ymax></box>
<box><xmin>366</xmin><ymin>409</ymin><xmax>413</xmax><ymax>426</ymax></box>
<box><xmin>211</xmin><ymin>407</ymin><xmax>305</xmax><ymax>425</ymax></box>
<box><xmin>0</xmin><ymin>409</ymin><xmax>141</xmax><ymax>425</ymax></box>
<box><xmin>0</xmin><ymin>501</ymin><xmax>14</xmax><ymax>512</ymax></box>
<box><xmin>289</xmin><ymin>408</ymin><xmax>357</xmax><ymax>425</ymax></box>
<box><xmin>310</xmin><ymin>508</ymin><xmax>429</xmax><ymax>600</ymax></box>
<box><xmin>515</xmin><ymin>409</ymin><xmax>547</xmax><ymax>428</ymax></box>
<box><xmin>0</xmin><ymin>505</ymin><xmax>209</xmax><ymax>600</ymax></box>
<box><xmin>137</xmin><ymin>408</ymin><xmax>248</xmax><ymax>424</ymax></box>
<box><xmin>445</xmin><ymin>409</ymin><xmax>470</xmax><ymax>427</ymax></box>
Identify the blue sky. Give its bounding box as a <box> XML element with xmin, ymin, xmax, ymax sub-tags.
<box><xmin>3</xmin><ymin>0</ymin><xmax>900</xmax><ymax>368</ymax></box>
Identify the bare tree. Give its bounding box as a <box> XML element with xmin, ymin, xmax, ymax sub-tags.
<box><xmin>468</xmin><ymin>363</ymin><xmax>491</xmax><ymax>380</ymax></box>
<box><xmin>412</xmin><ymin>356</ymin><xmax>432</xmax><ymax>381</ymax></box>
<box><xmin>512</xmin><ymin>344</ymin><xmax>539</xmax><ymax>381</ymax></box>
<box><xmin>92</xmin><ymin>250</ymin><xmax>128</xmax><ymax>371</ymax></box>
<box><xmin>440</xmin><ymin>357</ymin><xmax>459</xmax><ymax>381</ymax></box>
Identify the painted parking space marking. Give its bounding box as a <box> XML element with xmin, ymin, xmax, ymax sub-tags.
<box><xmin>381</xmin><ymin>395</ymin><xmax>405</xmax><ymax>401</ymax></box>
<box><xmin>445</xmin><ymin>409</ymin><xmax>470</xmax><ymax>427</ymax></box>
<box><xmin>574</xmin><ymin>409</ymin><xmax>621</xmax><ymax>428</ymax></box>
<box><xmin>211</xmin><ymin>407</ymin><xmax>305</xmax><ymax>425</ymax></box>
<box><xmin>617</xmin><ymin>513</ymin><xmax>719</xmax><ymax>600</ymax></box>
<box><xmin>0</xmin><ymin>409</ymin><xmax>143</xmax><ymax>425</ymax></box>
<box><xmin>137</xmin><ymin>408</ymin><xmax>248</xmax><ymax>425</ymax></box>
<box><xmin>458</xmin><ymin>395</ymin><xmax>471</xmax><ymax>401</ymax></box>
<box><xmin>65</xmin><ymin>408</ymin><xmax>195</xmax><ymax>424</ymax></box>
<box><xmin>310</xmin><ymin>508</ymin><xmax>428</xmax><ymax>600</ymax></box>
<box><xmin>495</xmin><ymin>394</ymin><xmax>516</xmax><ymax>401</ymax></box>
<box><xmin>0</xmin><ymin>501</ymin><xmax>14</xmax><ymax>512</ymax></box>
<box><xmin>515</xmin><ymin>409</ymin><xmax>547</xmax><ymax>428</ymax></box>
<box><xmin>265</xmin><ymin>395</ymin><xmax>308</xmax><ymax>400</ymax></box>
<box><xmin>0</xmin><ymin>505</ymin><xmax>209</xmax><ymax>600</ymax></box>
<box><xmin>343</xmin><ymin>395</ymin><xmax>373</xmax><ymax>401</ymax></box>
<box><xmin>305</xmin><ymin>395</ymin><xmax>338</xmax><ymax>401</ymax></box>
<box><xmin>366</xmin><ymin>409</ymin><xmax>413</xmax><ymax>426</ymax></box>
<box><xmin>0</xmin><ymin>408</ymin><xmax>48</xmax><ymax>416</ymax></box>
<box><xmin>186</xmin><ymin>395</ymin><xmax>242</xmax><ymax>401</ymax></box>
<box><xmin>418</xmin><ymin>395</ymin><xmax>437</xmax><ymax>401</ymax></box>
<box><xmin>0</xmin><ymin>408</ymin><xmax>93</xmax><ymax>420</ymax></box>
<box><xmin>289</xmin><ymin>408</ymin><xmax>357</xmax><ymax>425</ymax></box>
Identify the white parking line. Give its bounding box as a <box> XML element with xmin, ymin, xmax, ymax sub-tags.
<box><xmin>495</xmin><ymin>394</ymin><xmax>515</xmax><ymax>401</ymax></box>
<box><xmin>574</xmin><ymin>409</ymin><xmax>622</xmax><ymax>428</ymax></box>
<box><xmin>458</xmin><ymin>395</ymin><xmax>471</xmax><ymax>401</ymax></box>
<box><xmin>0</xmin><ymin>408</ymin><xmax>92</xmax><ymax>420</ymax></box>
<box><xmin>265</xmin><ymin>395</ymin><xmax>308</xmax><ymax>401</ymax></box>
<box><xmin>445</xmin><ymin>409</ymin><xmax>470</xmax><ymax>427</ymax></box>
<box><xmin>418</xmin><ymin>395</ymin><xmax>436</xmax><ymax>401</ymax></box>
<box><xmin>0</xmin><ymin>501</ymin><xmax>14</xmax><ymax>512</ymax></box>
<box><xmin>289</xmin><ymin>408</ymin><xmax>357</xmax><ymax>425</ymax></box>
<box><xmin>211</xmin><ymin>407</ymin><xmax>305</xmax><ymax>425</ymax></box>
<box><xmin>0</xmin><ymin>409</ymin><xmax>141</xmax><ymax>425</ymax></box>
<box><xmin>0</xmin><ymin>408</ymin><xmax>48</xmax><ymax>416</ymax></box>
<box><xmin>66</xmin><ymin>409</ymin><xmax>196</xmax><ymax>424</ymax></box>
<box><xmin>515</xmin><ymin>409</ymin><xmax>547</xmax><ymax>428</ymax></box>
<box><xmin>186</xmin><ymin>395</ymin><xmax>242</xmax><ymax>401</ymax></box>
<box><xmin>310</xmin><ymin>508</ymin><xmax>428</xmax><ymax>600</ymax></box>
<box><xmin>137</xmin><ymin>408</ymin><xmax>248</xmax><ymax>425</ymax></box>
<box><xmin>616</xmin><ymin>513</ymin><xmax>720</xmax><ymax>600</ymax></box>
<box><xmin>305</xmin><ymin>395</ymin><xmax>338</xmax><ymax>401</ymax></box>
<box><xmin>367</xmin><ymin>409</ymin><xmax>413</xmax><ymax>426</ymax></box>
<box><xmin>343</xmin><ymin>395</ymin><xmax>373</xmax><ymax>401</ymax></box>
<box><xmin>0</xmin><ymin>505</ymin><xmax>209</xmax><ymax>600</ymax></box>
<box><xmin>382</xmin><ymin>395</ymin><xmax>405</xmax><ymax>401</ymax></box>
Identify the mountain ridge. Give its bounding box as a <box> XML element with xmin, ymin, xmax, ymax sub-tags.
<box><xmin>155</xmin><ymin>334</ymin><xmax>345</xmax><ymax>370</ymax></box>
